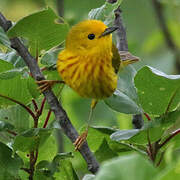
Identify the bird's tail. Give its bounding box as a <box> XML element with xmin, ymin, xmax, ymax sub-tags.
<box><xmin>120</xmin><ymin>51</ymin><xmax>140</xmax><ymax>68</ymax></box>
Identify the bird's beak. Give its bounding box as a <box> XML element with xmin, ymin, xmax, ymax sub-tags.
<box><xmin>99</xmin><ymin>26</ymin><xmax>118</xmax><ymax>38</ymax></box>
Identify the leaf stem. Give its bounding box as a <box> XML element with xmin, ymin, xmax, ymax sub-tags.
<box><xmin>0</xmin><ymin>94</ymin><xmax>36</xmax><ymax>120</ymax></box>
<box><xmin>159</xmin><ymin>129</ymin><xmax>180</xmax><ymax>148</ymax></box>
<box><xmin>39</xmin><ymin>97</ymin><xmax>46</xmax><ymax>116</ymax></box>
<box><xmin>156</xmin><ymin>151</ymin><xmax>165</xmax><ymax>167</ymax></box>
<box><xmin>7</xmin><ymin>130</ymin><xmax>17</xmax><ymax>136</ymax></box>
<box><xmin>43</xmin><ymin>110</ymin><xmax>52</xmax><ymax>128</ymax></box>
<box><xmin>32</xmin><ymin>99</ymin><xmax>38</xmax><ymax>112</ymax></box>
<box><xmin>144</xmin><ymin>112</ymin><xmax>151</xmax><ymax>121</ymax></box>
<box><xmin>165</xmin><ymin>87</ymin><xmax>179</xmax><ymax>115</ymax></box>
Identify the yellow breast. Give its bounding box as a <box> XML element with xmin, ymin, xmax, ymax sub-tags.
<box><xmin>57</xmin><ymin>50</ymin><xmax>117</xmax><ymax>99</ymax></box>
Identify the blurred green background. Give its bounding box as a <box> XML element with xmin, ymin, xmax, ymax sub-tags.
<box><xmin>0</xmin><ymin>0</ymin><xmax>180</xmax><ymax>174</ymax></box>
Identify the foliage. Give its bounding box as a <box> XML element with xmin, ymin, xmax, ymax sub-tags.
<box><xmin>0</xmin><ymin>0</ymin><xmax>180</xmax><ymax>180</ymax></box>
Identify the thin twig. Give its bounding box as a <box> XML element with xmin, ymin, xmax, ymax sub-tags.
<box><xmin>0</xmin><ymin>12</ymin><xmax>99</xmax><ymax>173</ymax></box>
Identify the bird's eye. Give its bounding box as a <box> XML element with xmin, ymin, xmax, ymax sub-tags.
<box><xmin>88</xmin><ymin>34</ymin><xmax>95</xmax><ymax>40</ymax></box>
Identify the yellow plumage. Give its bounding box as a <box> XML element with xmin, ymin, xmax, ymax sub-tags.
<box><xmin>37</xmin><ymin>19</ymin><xmax>138</xmax><ymax>150</ymax></box>
<box><xmin>57</xmin><ymin>20</ymin><xmax>117</xmax><ymax>99</ymax></box>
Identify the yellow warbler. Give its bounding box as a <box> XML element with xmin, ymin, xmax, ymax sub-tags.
<box><xmin>38</xmin><ymin>20</ymin><xmax>139</xmax><ymax>150</ymax></box>
<box><xmin>57</xmin><ymin>20</ymin><xmax>118</xmax><ymax>99</ymax></box>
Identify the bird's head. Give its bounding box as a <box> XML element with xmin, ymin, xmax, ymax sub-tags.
<box><xmin>65</xmin><ymin>20</ymin><xmax>118</xmax><ymax>55</ymax></box>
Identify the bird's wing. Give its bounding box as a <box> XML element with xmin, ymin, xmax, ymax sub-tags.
<box><xmin>112</xmin><ymin>43</ymin><xmax>140</xmax><ymax>74</ymax></box>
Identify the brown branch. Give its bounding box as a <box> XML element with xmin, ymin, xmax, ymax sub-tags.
<box><xmin>151</xmin><ymin>0</ymin><xmax>180</xmax><ymax>72</ymax></box>
<box><xmin>0</xmin><ymin>12</ymin><xmax>99</xmax><ymax>174</ymax></box>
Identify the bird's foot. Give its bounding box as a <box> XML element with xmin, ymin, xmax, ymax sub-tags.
<box><xmin>36</xmin><ymin>80</ymin><xmax>64</xmax><ymax>93</ymax></box>
<box><xmin>74</xmin><ymin>130</ymin><xmax>88</xmax><ymax>151</ymax></box>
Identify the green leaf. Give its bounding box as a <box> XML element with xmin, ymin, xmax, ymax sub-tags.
<box><xmin>41</xmin><ymin>48</ymin><xmax>62</xmax><ymax>66</ymax></box>
<box><xmin>53</xmin><ymin>152</ymin><xmax>74</xmax><ymax>162</ymax></box>
<box><xmin>7</xmin><ymin>7</ymin><xmax>69</xmax><ymax>56</ymax></box>
<box><xmin>0</xmin><ymin>120</ymin><xmax>14</xmax><ymax>131</ymax></box>
<box><xmin>86</xmin><ymin>126</ymin><xmax>139</xmax><ymax>153</ymax></box>
<box><xmin>27</xmin><ymin>77</ymin><xmax>40</xmax><ymax>99</ymax></box>
<box><xmin>94</xmin><ymin>154</ymin><xmax>158</xmax><ymax>180</ymax></box>
<box><xmin>0</xmin><ymin>67</ymin><xmax>27</xmax><ymax>79</ymax></box>
<box><xmin>154</xmin><ymin>159</ymin><xmax>180</xmax><ymax>180</ymax></box>
<box><xmin>95</xmin><ymin>138</ymin><xmax>118</xmax><ymax>163</ymax></box>
<box><xmin>111</xmin><ymin>121</ymin><xmax>164</xmax><ymax>145</ymax></box>
<box><xmin>0</xmin><ymin>27</ymin><xmax>10</xmax><ymax>48</ymax></box>
<box><xmin>154</xmin><ymin>110</ymin><xmax>180</xmax><ymax>128</ymax></box>
<box><xmin>54</xmin><ymin>159</ymin><xmax>79</xmax><ymax>180</ymax></box>
<box><xmin>88</xmin><ymin>0</ymin><xmax>123</xmax><ymax>26</ymax></box>
<box><xmin>82</xmin><ymin>126</ymin><xmax>116</xmax><ymax>151</ymax></box>
<box><xmin>0</xmin><ymin>51</ymin><xmax>26</xmax><ymax>68</ymax></box>
<box><xmin>34</xmin><ymin>170</ymin><xmax>54</xmax><ymax>180</ymax></box>
<box><xmin>134</xmin><ymin>66</ymin><xmax>180</xmax><ymax>115</ymax></box>
<box><xmin>0</xmin><ymin>142</ymin><xmax>23</xmax><ymax>180</ymax></box>
<box><xmin>110</xmin><ymin>129</ymin><xmax>140</xmax><ymax>141</ymax></box>
<box><xmin>105</xmin><ymin>66</ymin><xmax>142</xmax><ymax>114</ymax></box>
<box><xmin>36</xmin><ymin>152</ymin><xmax>74</xmax><ymax>179</ymax></box>
<box><xmin>0</xmin><ymin>60</ymin><xmax>37</xmax><ymax>106</ymax></box>
<box><xmin>37</xmin><ymin>132</ymin><xmax>57</xmax><ymax>162</ymax></box>
<box><xmin>83</xmin><ymin>174</ymin><xmax>95</xmax><ymax>180</ymax></box>
<box><xmin>13</xmin><ymin>128</ymin><xmax>52</xmax><ymax>152</ymax></box>
<box><xmin>0</xmin><ymin>104</ymin><xmax>30</xmax><ymax>132</ymax></box>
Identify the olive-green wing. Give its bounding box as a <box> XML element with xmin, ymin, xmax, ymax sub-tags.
<box><xmin>112</xmin><ymin>44</ymin><xmax>140</xmax><ymax>74</ymax></box>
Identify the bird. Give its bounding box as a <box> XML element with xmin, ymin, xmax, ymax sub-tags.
<box><xmin>37</xmin><ymin>19</ymin><xmax>139</xmax><ymax>150</ymax></box>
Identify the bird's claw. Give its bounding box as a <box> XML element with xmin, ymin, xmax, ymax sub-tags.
<box><xmin>36</xmin><ymin>80</ymin><xmax>55</xmax><ymax>93</ymax></box>
<box><xmin>73</xmin><ymin>130</ymin><xmax>88</xmax><ymax>151</ymax></box>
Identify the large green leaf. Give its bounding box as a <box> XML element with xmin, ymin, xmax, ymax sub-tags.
<box><xmin>0</xmin><ymin>104</ymin><xmax>30</xmax><ymax>132</ymax></box>
<box><xmin>88</xmin><ymin>0</ymin><xmax>123</xmax><ymax>26</ymax></box>
<box><xmin>134</xmin><ymin>66</ymin><xmax>180</xmax><ymax>115</ymax></box>
<box><xmin>0</xmin><ymin>59</ymin><xmax>38</xmax><ymax>105</ymax></box>
<box><xmin>111</xmin><ymin>121</ymin><xmax>164</xmax><ymax>145</ymax></box>
<box><xmin>86</xmin><ymin>126</ymin><xmax>144</xmax><ymax>153</ymax></box>
<box><xmin>0</xmin><ymin>142</ymin><xmax>23</xmax><ymax>180</ymax></box>
<box><xmin>105</xmin><ymin>66</ymin><xmax>142</xmax><ymax>114</ymax></box>
<box><xmin>36</xmin><ymin>152</ymin><xmax>74</xmax><ymax>179</ymax></box>
<box><xmin>54</xmin><ymin>159</ymin><xmax>79</xmax><ymax>180</ymax></box>
<box><xmin>95</xmin><ymin>138</ymin><xmax>118</xmax><ymax>163</ymax></box>
<box><xmin>7</xmin><ymin>7</ymin><xmax>69</xmax><ymax>56</ymax></box>
<box><xmin>13</xmin><ymin>128</ymin><xmax>52</xmax><ymax>152</ymax></box>
<box><xmin>94</xmin><ymin>154</ymin><xmax>158</xmax><ymax>180</ymax></box>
